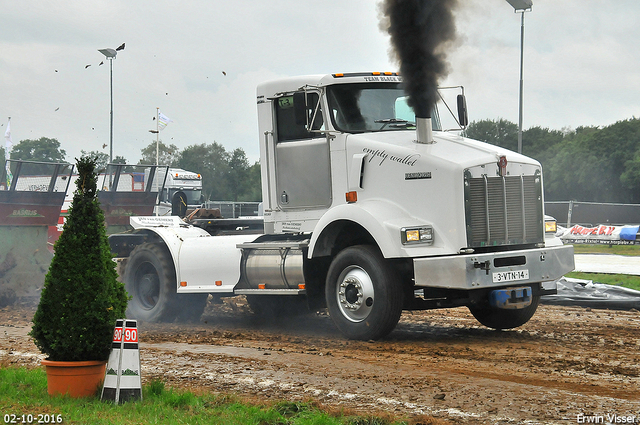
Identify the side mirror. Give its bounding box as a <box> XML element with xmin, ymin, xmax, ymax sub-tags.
<box><xmin>293</xmin><ymin>92</ymin><xmax>307</xmax><ymax>126</ymax></box>
<box><xmin>457</xmin><ymin>94</ymin><xmax>468</xmax><ymax>128</ymax></box>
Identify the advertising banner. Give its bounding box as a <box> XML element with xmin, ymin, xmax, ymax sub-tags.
<box><xmin>559</xmin><ymin>224</ymin><xmax>640</xmax><ymax>245</ymax></box>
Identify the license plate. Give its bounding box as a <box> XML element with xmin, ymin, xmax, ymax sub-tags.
<box><xmin>492</xmin><ymin>269</ymin><xmax>529</xmax><ymax>283</ymax></box>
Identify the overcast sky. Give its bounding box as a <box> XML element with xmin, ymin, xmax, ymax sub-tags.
<box><xmin>2</xmin><ymin>0</ymin><xmax>639</xmax><ymax>165</ymax></box>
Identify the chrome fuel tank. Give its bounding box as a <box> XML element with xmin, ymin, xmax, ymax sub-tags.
<box><xmin>241</xmin><ymin>244</ymin><xmax>306</xmax><ymax>290</ymax></box>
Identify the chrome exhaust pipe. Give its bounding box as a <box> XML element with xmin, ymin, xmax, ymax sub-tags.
<box><xmin>416</xmin><ymin>117</ymin><xmax>434</xmax><ymax>144</ymax></box>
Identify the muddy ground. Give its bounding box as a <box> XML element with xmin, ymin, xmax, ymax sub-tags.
<box><xmin>1</xmin><ymin>298</ymin><xmax>639</xmax><ymax>424</ymax></box>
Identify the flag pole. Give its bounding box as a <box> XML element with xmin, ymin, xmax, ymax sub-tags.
<box><xmin>4</xmin><ymin>117</ymin><xmax>13</xmax><ymax>189</ymax></box>
<box><xmin>155</xmin><ymin>107</ymin><xmax>159</xmax><ymax>166</ymax></box>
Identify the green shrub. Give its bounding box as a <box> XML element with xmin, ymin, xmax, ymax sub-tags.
<box><xmin>29</xmin><ymin>156</ymin><xmax>128</xmax><ymax>361</ymax></box>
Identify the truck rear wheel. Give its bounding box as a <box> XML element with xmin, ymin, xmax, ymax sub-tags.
<box><xmin>468</xmin><ymin>295</ymin><xmax>540</xmax><ymax>330</ymax></box>
<box><xmin>124</xmin><ymin>243</ymin><xmax>178</xmax><ymax>322</ymax></box>
<box><xmin>325</xmin><ymin>245</ymin><xmax>403</xmax><ymax>340</ymax></box>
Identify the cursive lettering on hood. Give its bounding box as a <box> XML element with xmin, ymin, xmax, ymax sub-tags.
<box><xmin>362</xmin><ymin>147</ymin><xmax>420</xmax><ymax>167</ymax></box>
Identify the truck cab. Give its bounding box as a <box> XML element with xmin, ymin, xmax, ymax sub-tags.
<box><xmin>152</xmin><ymin>168</ymin><xmax>203</xmax><ymax>217</ymax></box>
<box><xmin>112</xmin><ymin>72</ymin><xmax>574</xmax><ymax>340</ymax></box>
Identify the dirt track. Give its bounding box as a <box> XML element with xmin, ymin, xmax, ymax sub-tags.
<box><xmin>2</xmin><ymin>298</ymin><xmax>640</xmax><ymax>424</ymax></box>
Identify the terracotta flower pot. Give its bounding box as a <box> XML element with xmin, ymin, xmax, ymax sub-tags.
<box><xmin>41</xmin><ymin>359</ymin><xmax>107</xmax><ymax>398</ymax></box>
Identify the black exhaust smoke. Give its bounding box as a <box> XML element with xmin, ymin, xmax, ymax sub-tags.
<box><xmin>380</xmin><ymin>0</ymin><xmax>458</xmax><ymax>119</ymax></box>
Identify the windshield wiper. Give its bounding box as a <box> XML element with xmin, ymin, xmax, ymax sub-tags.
<box><xmin>374</xmin><ymin>118</ymin><xmax>415</xmax><ymax>130</ymax></box>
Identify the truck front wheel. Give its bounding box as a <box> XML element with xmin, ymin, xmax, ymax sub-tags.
<box><xmin>468</xmin><ymin>295</ymin><xmax>540</xmax><ymax>330</ymax></box>
<box><xmin>325</xmin><ymin>245</ymin><xmax>403</xmax><ymax>340</ymax></box>
<box><xmin>124</xmin><ymin>243</ymin><xmax>178</xmax><ymax>322</ymax></box>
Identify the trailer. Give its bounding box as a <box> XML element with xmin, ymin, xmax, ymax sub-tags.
<box><xmin>48</xmin><ymin>164</ymin><xmax>169</xmax><ymax>245</ymax></box>
<box><xmin>0</xmin><ymin>160</ymin><xmax>73</xmax><ymax>301</ymax></box>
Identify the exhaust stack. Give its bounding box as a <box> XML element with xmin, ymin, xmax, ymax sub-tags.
<box><xmin>416</xmin><ymin>117</ymin><xmax>434</xmax><ymax>144</ymax></box>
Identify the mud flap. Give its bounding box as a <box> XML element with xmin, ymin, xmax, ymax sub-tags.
<box><xmin>489</xmin><ymin>286</ymin><xmax>532</xmax><ymax>310</ymax></box>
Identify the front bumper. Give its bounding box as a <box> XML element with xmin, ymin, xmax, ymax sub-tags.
<box><xmin>413</xmin><ymin>244</ymin><xmax>575</xmax><ymax>290</ymax></box>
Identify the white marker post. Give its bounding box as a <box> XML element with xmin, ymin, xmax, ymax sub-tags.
<box><xmin>101</xmin><ymin>319</ymin><xmax>142</xmax><ymax>403</ymax></box>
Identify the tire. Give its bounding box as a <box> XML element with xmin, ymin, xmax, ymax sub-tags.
<box><xmin>468</xmin><ymin>295</ymin><xmax>540</xmax><ymax>330</ymax></box>
<box><xmin>124</xmin><ymin>243</ymin><xmax>179</xmax><ymax>322</ymax></box>
<box><xmin>325</xmin><ymin>245</ymin><xmax>403</xmax><ymax>340</ymax></box>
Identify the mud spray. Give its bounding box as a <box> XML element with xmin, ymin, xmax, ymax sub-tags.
<box><xmin>0</xmin><ymin>226</ymin><xmax>53</xmax><ymax>306</ymax></box>
<box><xmin>379</xmin><ymin>0</ymin><xmax>459</xmax><ymax>120</ymax></box>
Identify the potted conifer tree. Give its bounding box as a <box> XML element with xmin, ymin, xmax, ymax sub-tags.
<box><xmin>30</xmin><ymin>156</ymin><xmax>128</xmax><ymax>397</ymax></box>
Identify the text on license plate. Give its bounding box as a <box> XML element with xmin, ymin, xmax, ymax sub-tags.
<box><xmin>492</xmin><ymin>270</ymin><xmax>529</xmax><ymax>283</ymax></box>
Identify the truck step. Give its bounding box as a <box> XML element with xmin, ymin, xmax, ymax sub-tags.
<box><xmin>234</xmin><ymin>288</ymin><xmax>306</xmax><ymax>296</ymax></box>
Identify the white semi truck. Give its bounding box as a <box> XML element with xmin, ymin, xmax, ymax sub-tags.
<box><xmin>151</xmin><ymin>168</ymin><xmax>203</xmax><ymax>217</ymax></box>
<box><xmin>110</xmin><ymin>72</ymin><xmax>574</xmax><ymax>340</ymax></box>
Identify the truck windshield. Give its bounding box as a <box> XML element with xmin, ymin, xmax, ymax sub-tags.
<box><xmin>326</xmin><ymin>83</ymin><xmax>441</xmax><ymax>133</ymax></box>
<box><xmin>165</xmin><ymin>188</ymin><xmax>202</xmax><ymax>205</ymax></box>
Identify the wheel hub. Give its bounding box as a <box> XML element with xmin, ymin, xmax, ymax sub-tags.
<box><xmin>336</xmin><ymin>266</ymin><xmax>375</xmax><ymax>322</ymax></box>
<box><xmin>340</xmin><ymin>278</ymin><xmax>362</xmax><ymax>309</ymax></box>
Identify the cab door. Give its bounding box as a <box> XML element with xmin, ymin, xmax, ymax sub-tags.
<box><xmin>273</xmin><ymin>92</ymin><xmax>332</xmax><ymax>210</ymax></box>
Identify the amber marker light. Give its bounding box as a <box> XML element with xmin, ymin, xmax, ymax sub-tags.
<box><xmin>401</xmin><ymin>226</ymin><xmax>434</xmax><ymax>245</ymax></box>
<box><xmin>545</xmin><ymin>219</ymin><xmax>557</xmax><ymax>234</ymax></box>
<box><xmin>406</xmin><ymin>230</ymin><xmax>421</xmax><ymax>242</ymax></box>
<box><xmin>345</xmin><ymin>191</ymin><xmax>358</xmax><ymax>203</ymax></box>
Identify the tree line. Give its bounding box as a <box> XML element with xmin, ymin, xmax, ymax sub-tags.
<box><xmin>5</xmin><ymin>116</ymin><xmax>640</xmax><ymax>204</ymax></box>
<box><xmin>463</xmin><ymin>117</ymin><xmax>640</xmax><ymax>203</ymax></box>
<box><xmin>1</xmin><ymin>138</ymin><xmax>261</xmax><ymax>202</ymax></box>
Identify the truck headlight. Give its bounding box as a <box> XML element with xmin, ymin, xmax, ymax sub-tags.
<box><xmin>401</xmin><ymin>226</ymin><xmax>434</xmax><ymax>245</ymax></box>
<box><xmin>544</xmin><ymin>217</ymin><xmax>557</xmax><ymax>234</ymax></box>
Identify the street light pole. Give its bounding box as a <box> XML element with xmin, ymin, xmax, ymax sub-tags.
<box><xmin>517</xmin><ymin>9</ymin><xmax>525</xmax><ymax>155</ymax></box>
<box><xmin>98</xmin><ymin>48</ymin><xmax>118</xmax><ymax>164</ymax></box>
<box><xmin>108</xmin><ymin>57</ymin><xmax>114</xmax><ymax>164</ymax></box>
<box><xmin>506</xmin><ymin>0</ymin><xmax>532</xmax><ymax>155</ymax></box>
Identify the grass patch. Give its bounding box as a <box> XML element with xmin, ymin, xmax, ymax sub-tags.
<box><xmin>565</xmin><ymin>272</ymin><xmax>640</xmax><ymax>292</ymax></box>
<box><xmin>567</xmin><ymin>243</ymin><xmax>640</xmax><ymax>291</ymax></box>
<box><xmin>0</xmin><ymin>368</ymin><xmax>410</xmax><ymax>425</ymax></box>
<box><xmin>571</xmin><ymin>243</ymin><xmax>640</xmax><ymax>256</ymax></box>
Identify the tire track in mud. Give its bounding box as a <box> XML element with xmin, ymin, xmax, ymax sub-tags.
<box><xmin>1</xmin><ymin>303</ymin><xmax>639</xmax><ymax>424</ymax></box>
<box><xmin>134</xmin><ymin>302</ymin><xmax>640</xmax><ymax>423</ymax></box>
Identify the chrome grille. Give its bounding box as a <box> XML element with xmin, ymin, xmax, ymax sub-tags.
<box><xmin>465</xmin><ymin>174</ymin><xmax>543</xmax><ymax>248</ymax></box>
